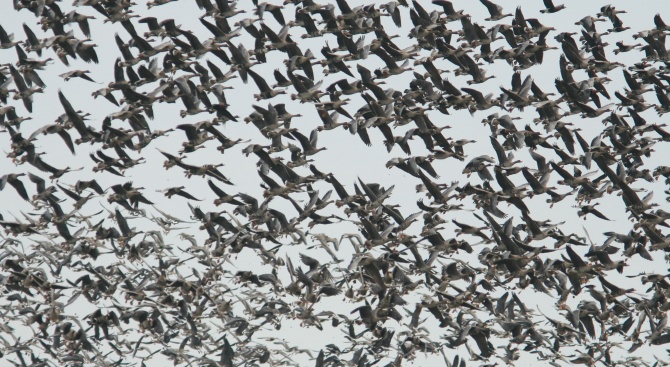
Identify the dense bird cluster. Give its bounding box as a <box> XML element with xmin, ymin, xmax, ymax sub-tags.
<box><xmin>1</xmin><ymin>0</ymin><xmax>670</xmax><ymax>366</ymax></box>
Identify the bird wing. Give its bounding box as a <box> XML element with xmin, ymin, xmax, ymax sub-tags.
<box><xmin>259</xmin><ymin>171</ymin><xmax>281</xmax><ymax>189</ymax></box>
<box><xmin>247</xmin><ymin>68</ymin><xmax>272</xmax><ymax>94</ymax></box>
<box><xmin>566</xmin><ymin>246</ymin><xmax>588</xmax><ymax>269</ymax></box>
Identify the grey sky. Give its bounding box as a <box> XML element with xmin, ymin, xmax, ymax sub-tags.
<box><xmin>1</xmin><ymin>0</ymin><xmax>670</xmax><ymax>366</ymax></box>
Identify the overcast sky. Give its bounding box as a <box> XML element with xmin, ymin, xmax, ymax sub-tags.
<box><xmin>1</xmin><ymin>0</ymin><xmax>670</xmax><ymax>366</ymax></box>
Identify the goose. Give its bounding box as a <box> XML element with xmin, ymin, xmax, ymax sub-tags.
<box><xmin>255</xmin><ymin>2</ymin><xmax>286</xmax><ymax>25</ymax></box>
<box><xmin>178</xmin><ymin>29</ymin><xmax>220</xmax><ymax>59</ymax></box>
<box><xmin>540</xmin><ymin>0</ymin><xmax>565</xmax><ymax>14</ymax></box>
<box><xmin>59</xmin><ymin>69</ymin><xmax>96</xmax><ymax>83</ymax></box>
<box><xmin>227</xmin><ymin>41</ymin><xmax>258</xmax><ymax>83</ymax></box>
<box><xmin>0</xmin><ymin>173</ymin><xmax>29</xmax><ymax>201</ymax></box>
<box><xmin>259</xmin><ymin>171</ymin><xmax>300</xmax><ymax>198</ymax></box>
<box><xmin>288</xmin><ymin>71</ymin><xmax>325</xmax><ymax>102</ymax></box>
<box><xmin>62</xmin><ymin>11</ymin><xmax>95</xmax><ymax>38</ymax></box>
<box><xmin>248</xmin><ymin>68</ymin><xmax>287</xmax><ymax>101</ymax></box>
<box><xmin>290</xmin><ymin>129</ymin><xmax>327</xmax><ymax>156</ymax></box>
<box><xmin>432</xmin><ymin>1</ymin><xmax>467</xmax><ymax>22</ymax></box>
<box><xmin>480</xmin><ymin>0</ymin><xmax>512</xmax><ymax>21</ymax></box>
<box><xmin>0</xmin><ymin>25</ymin><xmax>22</xmax><ymax>49</ymax></box>
<box><xmin>8</xmin><ymin>65</ymin><xmax>42</xmax><ymax>112</ymax></box>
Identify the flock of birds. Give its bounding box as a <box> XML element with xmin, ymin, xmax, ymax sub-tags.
<box><xmin>1</xmin><ymin>0</ymin><xmax>670</xmax><ymax>366</ymax></box>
